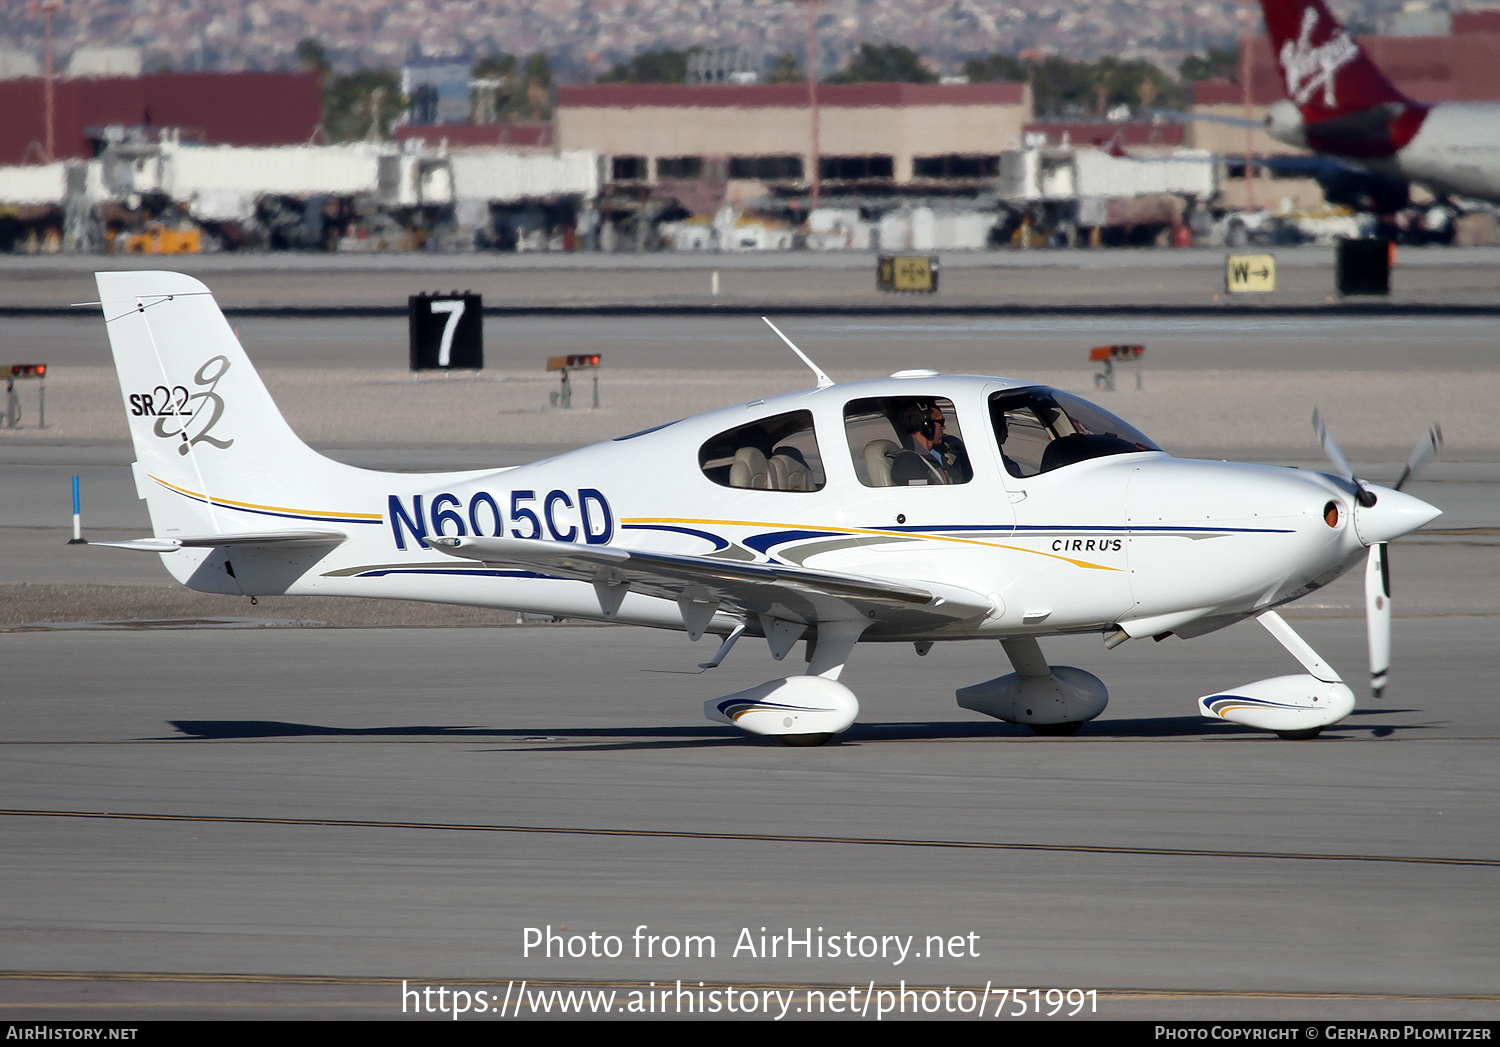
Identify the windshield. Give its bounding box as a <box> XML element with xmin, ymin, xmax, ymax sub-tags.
<box><xmin>989</xmin><ymin>388</ymin><xmax>1161</xmax><ymax>478</ymax></box>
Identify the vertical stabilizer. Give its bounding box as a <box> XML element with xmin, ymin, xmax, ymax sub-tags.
<box><xmin>96</xmin><ymin>270</ymin><xmax>364</xmax><ymax>542</ymax></box>
<box><xmin>1260</xmin><ymin>0</ymin><xmax>1410</xmax><ymax>122</ymax></box>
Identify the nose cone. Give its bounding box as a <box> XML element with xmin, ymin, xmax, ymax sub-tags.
<box><xmin>1353</xmin><ymin>485</ymin><xmax>1442</xmax><ymax>546</ymax></box>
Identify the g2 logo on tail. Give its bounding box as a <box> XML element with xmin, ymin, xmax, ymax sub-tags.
<box><xmin>128</xmin><ymin>355</ymin><xmax>234</xmax><ymax>455</ymax></box>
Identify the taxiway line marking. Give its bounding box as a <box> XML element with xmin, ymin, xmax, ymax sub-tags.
<box><xmin>0</xmin><ymin>972</ymin><xmax>1495</xmax><ymax>1005</ymax></box>
<box><xmin>0</xmin><ymin>808</ymin><xmax>1494</xmax><ymax>868</ymax></box>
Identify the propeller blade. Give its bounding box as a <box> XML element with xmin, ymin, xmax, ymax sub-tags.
<box><xmin>1312</xmin><ymin>407</ymin><xmax>1355</xmax><ymax>481</ymax></box>
<box><xmin>1313</xmin><ymin>408</ymin><xmax>1375</xmax><ymax>506</ymax></box>
<box><xmin>1365</xmin><ymin>543</ymin><xmax>1391</xmax><ymax>699</ymax></box>
<box><xmin>1394</xmin><ymin>423</ymin><xmax>1443</xmax><ymax>492</ymax></box>
<box><xmin>1364</xmin><ymin>426</ymin><xmax>1439</xmax><ymax>701</ymax></box>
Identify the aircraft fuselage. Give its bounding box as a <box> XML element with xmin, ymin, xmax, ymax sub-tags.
<box><xmin>1390</xmin><ymin>104</ymin><xmax>1500</xmax><ymax>201</ymax></box>
<box><xmin>209</xmin><ymin>377</ymin><xmax>1396</xmax><ymax>648</ymax></box>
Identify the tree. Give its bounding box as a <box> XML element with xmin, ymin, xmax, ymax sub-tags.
<box><xmin>1179</xmin><ymin>46</ymin><xmax>1240</xmax><ymax>83</ymax></box>
<box><xmin>525</xmin><ymin>53</ymin><xmax>553</xmax><ymax>90</ymax></box>
<box><xmin>297</xmin><ymin>38</ymin><xmax>329</xmax><ymax>77</ymax></box>
<box><xmin>1086</xmin><ymin>56</ymin><xmax>1182</xmax><ymax>114</ymax></box>
<box><xmin>523</xmin><ymin>54</ymin><xmax>553</xmax><ymax>119</ymax></box>
<box><xmin>472</xmin><ymin>54</ymin><xmax>519</xmax><ymax>123</ymax></box>
<box><xmin>1026</xmin><ymin>55</ymin><xmax>1183</xmax><ymax>117</ymax></box>
<box><xmin>962</xmin><ymin>53</ymin><xmax>1027</xmax><ymax>83</ymax></box>
<box><xmin>470</xmin><ymin>53</ymin><xmax>553</xmax><ymax>120</ymax></box>
<box><xmin>765</xmin><ymin>53</ymin><xmax>804</xmax><ymax>83</ymax></box>
<box><xmin>826</xmin><ymin>43</ymin><xmax>937</xmax><ymax>84</ymax></box>
<box><xmin>963</xmin><ymin>50</ymin><xmax>1185</xmax><ymax>117</ymax></box>
<box><xmin>322</xmin><ymin>69</ymin><xmax>405</xmax><ymax>142</ymax></box>
<box><xmin>597</xmin><ymin>48</ymin><xmax>696</xmax><ymax>84</ymax></box>
<box><xmin>296</xmin><ymin>37</ymin><xmax>407</xmax><ymax>142</ymax></box>
<box><xmin>473</xmin><ymin>54</ymin><xmax>518</xmax><ymax>83</ymax></box>
<box><xmin>1027</xmin><ymin>55</ymin><xmax>1095</xmax><ymax>115</ymax></box>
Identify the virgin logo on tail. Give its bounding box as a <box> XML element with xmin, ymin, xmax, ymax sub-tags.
<box><xmin>1281</xmin><ymin>7</ymin><xmax>1359</xmax><ymax>108</ymax></box>
<box><xmin>1261</xmin><ymin>0</ymin><xmax>1411</xmax><ymax>121</ymax></box>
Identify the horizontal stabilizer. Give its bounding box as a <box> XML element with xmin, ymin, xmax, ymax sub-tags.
<box><xmin>87</xmin><ymin>530</ymin><xmax>348</xmax><ymax>553</ymax></box>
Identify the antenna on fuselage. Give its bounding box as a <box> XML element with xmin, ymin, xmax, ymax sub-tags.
<box><xmin>762</xmin><ymin>317</ymin><xmax>834</xmax><ymax>390</ymax></box>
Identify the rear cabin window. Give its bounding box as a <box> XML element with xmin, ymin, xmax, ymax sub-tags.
<box><xmin>699</xmin><ymin>410</ymin><xmax>825</xmax><ymax>492</ymax></box>
<box><xmin>843</xmin><ymin>396</ymin><xmax>972</xmax><ymax>488</ymax></box>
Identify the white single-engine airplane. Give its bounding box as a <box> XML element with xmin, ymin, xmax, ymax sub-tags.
<box><xmin>91</xmin><ymin>271</ymin><xmax>1441</xmax><ymax>744</ymax></box>
<box><xmin>1260</xmin><ymin>0</ymin><xmax>1500</xmax><ymax>202</ymax></box>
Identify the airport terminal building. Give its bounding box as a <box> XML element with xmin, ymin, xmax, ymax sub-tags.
<box><xmin>554</xmin><ymin>81</ymin><xmax>1030</xmax><ymax>201</ymax></box>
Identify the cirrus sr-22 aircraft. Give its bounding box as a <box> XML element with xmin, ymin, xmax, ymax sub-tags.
<box><xmin>90</xmin><ymin>271</ymin><xmax>1441</xmax><ymax>745</ymax></box>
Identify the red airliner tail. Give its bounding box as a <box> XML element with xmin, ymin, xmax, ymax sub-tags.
<box><xmin>1260</xmin><ymin>0</ymin><xmax>1411</xmax><ymax>123</ymax></box>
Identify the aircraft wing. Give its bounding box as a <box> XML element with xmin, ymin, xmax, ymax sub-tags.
<box><xmin>429</xmin><ymin>535</ymin><xmax>992</xmax><ymax>634</ymax></box>
<box><xmin>88</xmin><ymin>530</ymin><xmax>349</xmax><ymax>552</ymax></box>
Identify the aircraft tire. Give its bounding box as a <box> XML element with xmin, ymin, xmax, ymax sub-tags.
<box><xmin>1275</xmin><ymin>727</ymin><xmax>1323</xmax><ymax>740</ymax></box>
<box><xmin>780</xmin><ymin>733</ymin><xmax>834</xmax><ymax>747</ymax></box>
<box><xmin>1029</xmin><ymin>721</ymin><xmax>1083</xmax><ymax>736</ymax></box>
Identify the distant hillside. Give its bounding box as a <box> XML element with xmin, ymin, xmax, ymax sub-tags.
<box><xmin>0</xmin><ymin>0</ymin><xmax>1411</xmax><ymax>82</ymax></box>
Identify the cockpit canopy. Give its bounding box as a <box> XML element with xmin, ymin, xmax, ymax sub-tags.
<box><xmin>991</xmin><ymin>387</ymin><xmax>1160</xmax><ymax>478</ymax></box>
<box><xmin>694</xmin><ymin>384</ymin><xmax>1161</xmax><ymax>492</ymax></box>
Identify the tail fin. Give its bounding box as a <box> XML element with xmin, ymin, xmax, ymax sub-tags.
<box><xmin>1260</xmin><ymin>0</ymin><xmax>1410</xmax><ymax>121</ymax></box>
<box><xmin>97</xmin><ymin>270</ymin><xmax>371</xmax><ymax>543</ymax></box>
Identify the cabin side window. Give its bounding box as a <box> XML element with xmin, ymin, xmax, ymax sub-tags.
<box><xmin>698</xmin><ymin>410</ymin><xmax>826</xmax><ymax>492</ymax></box>
<box><xmin>843</xmin><ymin>396</ymin><xmax>972</xmax><ymax>488</ymax></box>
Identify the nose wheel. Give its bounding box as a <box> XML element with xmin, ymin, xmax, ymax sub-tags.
<box><xmin>1198</xmin><ymin>612</ymin><xmax>1355</xmax><ymax>737</ymax></box>
<box><xmin>780</xmin><ymin>733</ymin><xmax>834</xmax><ymax>747</ymax></box>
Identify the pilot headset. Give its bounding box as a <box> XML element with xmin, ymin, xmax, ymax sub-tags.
<box><xmin>907</xmin><ymin>402</ymin><xmax>938</xmax><ymax>440</ymax></box>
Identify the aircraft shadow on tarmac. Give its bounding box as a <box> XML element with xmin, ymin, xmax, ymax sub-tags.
<box><xmin>161</xmin><ymin>710</ymin><xmax>1420</xmax><ymax>749</ymax></box>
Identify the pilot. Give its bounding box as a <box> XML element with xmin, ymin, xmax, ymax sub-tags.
<box><xmin>891</xmin><ymin>403</ymin><xmax>962</xmax><ymax>486</ymax></box>
<box><xmin>929</xmin><ymin>405</ymin><xmax>972</xmax><ymax>483</ymax></box>
<box><xmin>992</xmin><ymin>409</ymin><xmax>1025</xmax><ymax>478</ymax></box>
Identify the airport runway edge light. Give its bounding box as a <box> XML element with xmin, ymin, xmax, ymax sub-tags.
<box><xmin>4</xmin><ymin>362</ymin><xmax>47</xmax><ymax>429</ymax></box>
<box><xmin>1090</xmin><ymin>345</ymin><xmax>1144</xmax><ymax>393</ymax></box>
<box><xmin>547</xmin><ymin>354</ymin><xmax>602</xmax><ymax>409</ymax></box>
<box><xmin>547</xmin><ymin>355</ymin><xmax>602</xmax><ymax>371</ymax></box>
